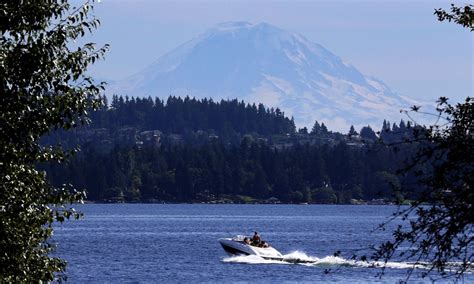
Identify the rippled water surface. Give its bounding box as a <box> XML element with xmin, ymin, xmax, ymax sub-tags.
<box><xmin>54</xmin><ymin>204</ymin><xmax>472</xmax><ymax>282</ymax></box>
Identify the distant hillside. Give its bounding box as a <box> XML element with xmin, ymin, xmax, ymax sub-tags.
<box><xmin>41</xmin><ymin>95</ymin><xmax>421</xmax><ymax>204</ymax></box>
<box><xmin>43</xmin><ymin>131</ymin><xmax>420</xmax><ymax>204</ymax></box>
<box><xmin>45</xmin><ymin>95</ymin><xmax>298</xmax><ymax>151</ymax></box>
<box><xmin>45</xmin><ymin>95</ymin><xmax>415</xmax><ymax>153</ymax></box>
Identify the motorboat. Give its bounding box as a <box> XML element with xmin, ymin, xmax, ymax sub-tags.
<box><xmin>218</xmin><ymin>235</ymin><xmax>283</xmax><ymax>260</ymax></box>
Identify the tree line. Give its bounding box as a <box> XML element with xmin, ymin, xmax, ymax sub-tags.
<box><xmin>46</xmin><ymin>95</ymin><xmax>413</xmax><ymax>149</ymax></box>
<box><xmin>43</xmin><ymin>129</ymin><xmax>421</xmax><ymax>203</ymax></box>
<box><xmin>98</xmin><ymin>95</ymin><xmax>296</xmax><ymax>135</ymax></box>
<box><xmin>40</xmin><ymin>95</ymin><xmax>423</xmax><ymax>203</ymax></box>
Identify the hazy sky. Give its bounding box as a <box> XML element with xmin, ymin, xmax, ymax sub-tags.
<box><xmin>85</xmin><ymin>0</ymin><xmax>472</xmax><ymax>103</ymax></box>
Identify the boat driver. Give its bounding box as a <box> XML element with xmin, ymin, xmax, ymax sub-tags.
<box><xmin>252</xmin><ymin>231</ymin><xmax>261</xmax><ymax>245</ymax></box>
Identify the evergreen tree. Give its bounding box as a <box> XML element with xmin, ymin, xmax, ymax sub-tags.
<box><xmin>298</xmin><ymin>127</ymin><xmax>309</xmax><ymax>134</ymax></box>
<box><xmin>311</xmin><ymin>121</ymin><xmax>321</xmax><ymax>135</ymax></box>
<box><xmin>320</xmin><ymin>123</ymin><xmax>329</xmax><ymax>135</ymax></box>
<box><xmin>399</xmin><ymin>119</ymin><xmax>406</xmax><ymax>130</ymax></box>
<box><xmin>392</xmin><ymin>122</ymin><xmax>399</xmax><ymax>132</ymax></box>
<box><xmin>360</xmin><ymin>126</ymin><xmax>377</xmax><ymax>141</ymax></box>
<box><xmin>348</xmin><ymin>125</ymin><xmax>358</xmax><ymax>136</ymax></box>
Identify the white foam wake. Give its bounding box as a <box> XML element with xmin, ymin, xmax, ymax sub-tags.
<box><xmin>222</xmin><ymin>251</ymin><xmax>428</xmax><ymax>270</ymax></box>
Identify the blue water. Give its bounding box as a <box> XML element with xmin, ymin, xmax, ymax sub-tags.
<box><xmin>54</xmin><ymin>204</ymin><xmax>472</xmax><ymax>283</ymax></box>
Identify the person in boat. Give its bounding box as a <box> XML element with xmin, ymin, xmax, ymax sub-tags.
<box><xmin>243</xmin><ymin>237</ymin><xmax>251</xmax><ymax>245</ymax></box>
<box><xmin>251</xmin><ymin>231</ymin><xmax>261</xmax><ymax>246</ymax></box>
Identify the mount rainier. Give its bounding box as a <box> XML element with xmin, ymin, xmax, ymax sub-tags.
<box><xmin>110</xmin><ymin>21</ymin><xmax>416</xmax><ymax>132</ymax></box>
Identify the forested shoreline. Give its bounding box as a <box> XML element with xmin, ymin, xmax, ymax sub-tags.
<box><xmin>41</xmin><ymin>96</ymin><xmax>422</xmax><ymax>204</ymax></box>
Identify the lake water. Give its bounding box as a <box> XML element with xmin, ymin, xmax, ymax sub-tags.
<box><xmin>54</xmin><ymin>204</ymin><xmax>472</xmax><ymax>283</ymax></box>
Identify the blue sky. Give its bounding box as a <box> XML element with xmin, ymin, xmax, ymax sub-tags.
<box><xmin>85</xmin><ymin>0</ymin><xmax>472</xmax><ymax>103</ymax></box>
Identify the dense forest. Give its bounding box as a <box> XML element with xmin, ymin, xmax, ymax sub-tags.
<box><xmin>97</xmin><ymin>95</ymin><xmax>296</xmax><ymax>136</ymax></box>
<box><xmin>42</xmin><ymin>95</ymin><xmax>421</xmax><ymax>204</ymax></box>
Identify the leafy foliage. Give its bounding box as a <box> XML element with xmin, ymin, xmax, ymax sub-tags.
<box><xmin>370</xmin><ymin>5</ymin><xmax>473</xmax><ymax>281</ymax></box>
<box><xmin>435</xmin><ymin>4</ymin><xmax>474</xmax><ymax>31</ymax></box>
<box><xmin>373</xmin><ymin>97</ymin><xmax>473</xmax><ymax>280</ymax></box>
<box><xmin>0</xmin><ymin>0</ymin><xmax>107</xmax><ymax>281</ymax></box>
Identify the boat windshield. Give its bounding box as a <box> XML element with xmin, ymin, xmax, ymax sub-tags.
<box><xmin>232</xmin><ymin>235</ymin><xmax>246</xmax><ymax>242</ymax></box>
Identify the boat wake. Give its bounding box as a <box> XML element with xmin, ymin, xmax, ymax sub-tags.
<box><xmin>222</xmin><ymin>251</ymin><xmax>431</xmax><ymax>270</ymax></box>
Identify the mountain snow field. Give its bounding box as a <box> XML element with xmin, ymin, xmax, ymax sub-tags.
<box><xmin>110</xmin><ymin>21</ymin><xmax>429</xmax><ymax>132</ymax></box>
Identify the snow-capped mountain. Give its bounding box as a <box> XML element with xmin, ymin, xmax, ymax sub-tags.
<box><xmin>111</xmin><ymin>21</ymin><xmax>416</xmax><ymax>132</ymax></box>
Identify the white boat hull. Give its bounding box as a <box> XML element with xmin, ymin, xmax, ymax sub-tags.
<box><xmin>219</xmin><ymin>237</ymin><xmax>283</xmax><ymax>259</ymax></box>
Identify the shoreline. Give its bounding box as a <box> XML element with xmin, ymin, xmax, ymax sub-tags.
<box><xmin>81</xmin><ymin>200</ymin><xmax>405</xmax><ymax>206</ymax></box>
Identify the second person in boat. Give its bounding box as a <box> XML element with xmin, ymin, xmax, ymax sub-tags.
<box><xmin>252</xmin><ymin>231</ymin><xmax>261</xmax><ymax>246</ymax></box>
